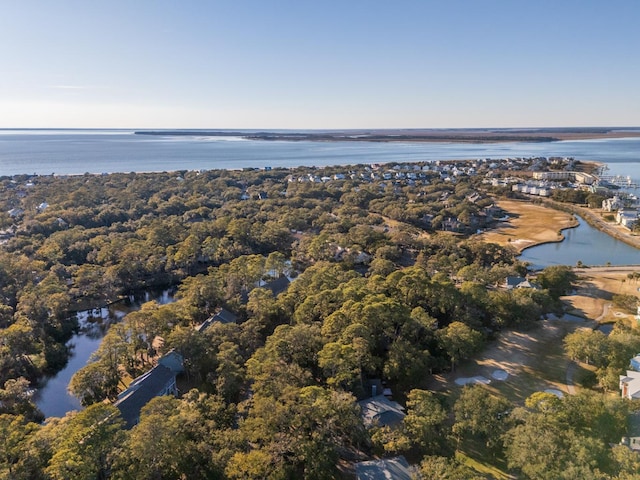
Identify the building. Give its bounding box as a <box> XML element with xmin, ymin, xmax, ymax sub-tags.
<box><xmin>616</xmin><ymin>209</ymin><xmax>639</xmax><ymax>229</ymax></box>
<box><xmin>504</xmin><ymin>276</ymin><xmax>538</xmax><ymax>290</ymax></box>
<box><xmin>620</xmin><ymin>411</ymin><xmax>640</xmax><ymax>452</ymax></box>
<box><xmin>197</xmin><ymin>308</ymin><xmax>238</xmax><ymax>332</ymax></box>
<box><xmin>114</xmin><ymin>350</ymin><xmax>184</xmax><ymax>428</ymax></box>
<box><xmin>574</xmin><ymin>172</ymin><xmax>595</xmax><ymax>185</ymax></box>
<box><xmin>631</xmin><ymin>354</ymin><xmax>640</xmax><ymax>372</ymax></box>
<box><xmin>602</xmin><ymin>195</ymin><xmax>624</xmax><ymax>212</ymax></box>
<box><xmin>533</xmin><ymin>171</ymin><xmax>571</xmax><ymax>181</ymax></box>
<box><xmin>619</xmin><ymin>370</ymin><xmax>640</xmax><ymax>400</ymax></box>
<box><xmin>357</xmin><ymin>395</ymin><xmax>406</xmax><ymax>429</ymax></box>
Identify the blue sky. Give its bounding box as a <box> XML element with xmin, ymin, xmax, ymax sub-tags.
<box><xmin>1</xmin><ymin>1</ymin><xmax>638</xmax><ymax>129</ymax></box>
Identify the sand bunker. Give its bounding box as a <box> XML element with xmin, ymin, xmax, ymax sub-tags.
<box><xmin>544</xmin><ymin>388</ymin><xmax>564</xmax><ymax>398</ymax></box>
<box><xmin>455</xmin><ymin>376</ymin><xmax>491</xmax><ymax>386</ymax></box>
<box><xmin>491</xmin><ymin>369</ymin><xmax>509</xmax><ymax>381</ymax></box>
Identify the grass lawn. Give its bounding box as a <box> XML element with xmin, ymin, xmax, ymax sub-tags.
<box><xmin>427</xmin><ymin>319</ymin><xmax>582</xmax><ymax>479</ymax></box>
<box><xmin>456</xmin><ymin>449</ymin><xmax>514</xmax><ymax>480</ymax></box>
<box><xmin>429</xmin><ymin>319</ymin><xmax>579</xmax><ymax>406</ymax></box>
<box><xmin>565</xmin><ymin>269</ymin><xmax>640</xmax><ymax>327</ymax></box>
<box><xmin>479</xmin><ymin>199</ymin><xmax>577</xmax><ymax>253</ymax></box>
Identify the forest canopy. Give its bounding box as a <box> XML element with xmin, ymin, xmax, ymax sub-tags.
<box><xmin>1</xmin><ymin>162</ymin><xmax>636</xmax><ymax>479</ymax></box>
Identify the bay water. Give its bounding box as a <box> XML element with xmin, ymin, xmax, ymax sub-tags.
<box><xmin>0</xmin><ymin>130</ymin><xmax>639</xmax><ymax>180</ymax></box>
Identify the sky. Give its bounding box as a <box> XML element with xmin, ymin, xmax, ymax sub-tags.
<box><xmin>1</xmin><ymin>1</ymin><xmax>639</xmax><ymax>129</ymax></box>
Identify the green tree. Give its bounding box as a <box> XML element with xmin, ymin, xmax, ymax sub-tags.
<box><xmin>0</xmin><ymin>413</ymin><xmax>40</xmax><ymax>479</ymax></box>
<box><xmin>45</xmin><ymin>404</ymin><xmax>124</xmax><ymax>480</ymax></box>
<box><xmin>536</xmin><ymin>265</ymin><xmax>577</xmax><ymax>299</ymax></box>
<box><xmin>436</xmin><ymin>321</ymin><xmax>483</xmax><ymax>371</ymax></box>
<box><xmin>403</xmin><ymin>389</ymin><xmax>448</xmax><ymax>453</ymax></box>
<box><xmin>452</xmin><ymin>385</ymin><xmax>512</xmax><ymax>451</ymax></box>
<box><xmin>563</xmin><ymin>329</ymin><xmax>609</xmax><ymax>366</ymax></box>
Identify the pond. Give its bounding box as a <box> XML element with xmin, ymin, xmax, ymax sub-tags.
<box><xmin>33</xmin><ymin>289</ymin><xmax>175</xmax><ymax>418</ymax></box>
<box><xmin>519</xmin><ymin>216</ymin><xmax>640</xmax><ymax>270</ymax></box>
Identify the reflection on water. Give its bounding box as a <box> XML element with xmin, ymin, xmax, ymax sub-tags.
<box><xmin>34</xmin><ymin>288</ymin><xmax>175</xmax><ymax>418</ymax></box>
<box><xmin>519</xmin><ymin>217</ymin><xmax>640</xmax><ymax>269</ymax></box>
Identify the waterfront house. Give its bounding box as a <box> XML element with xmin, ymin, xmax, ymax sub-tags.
<box><xmin>616</xmin><ymin>209</ymin><xmax>639</xmax><ymax>229</ymax></box>
<box><xmin>602</xmin><ymin>195</ymin><xmax>624</xmax><ymax>212</ymax></box>
<box><xmin>114</xmin><ymin>350</ymin><xmax>184</xmax><ymax>428</ymax></box>
<box><xmin>504</xmin><ymin>276</ymin><xmax>538</xmax><ymax>290</ymax></box>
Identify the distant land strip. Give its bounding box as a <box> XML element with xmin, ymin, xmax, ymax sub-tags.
<box><xmin>135</xmin><ymin>127</ymin><xmax>640</xmax><ymax>143</ymax></box>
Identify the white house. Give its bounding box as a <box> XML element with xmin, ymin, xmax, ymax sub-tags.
<box><xmin>619</xmin><ymin>370</ymin><xmax>640</xmax><ymax>400</ymax></box>
<box><xmin>616</xmin><ymin>209</ymin><xmax>639</xmax><ymax>229</ymax></box>
<box><xmin>603</xmin><ymin>195</ymin><xmax>624</xmax><ymax>212</ymax></box>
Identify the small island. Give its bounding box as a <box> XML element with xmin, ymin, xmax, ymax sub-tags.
<box><xmin>135</xmin><ymin>126</ymin><xmax>640</xmax><ymax>143</ymax></box>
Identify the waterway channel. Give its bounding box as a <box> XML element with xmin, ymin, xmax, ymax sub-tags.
<box><xmin>33</xmin><ymin>288</ymin><xmax>175</xmax><ymax>418</ymax></box>
<box><xmin>519</xmin><ymin>216</ymin><xmax>640</xmax><ymax>270</ymax></box>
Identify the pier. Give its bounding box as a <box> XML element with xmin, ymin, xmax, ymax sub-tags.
<box><xmin>598</xmin><ymin>174</ymin><xmax>639</xmax><ymax>189</ymax></box>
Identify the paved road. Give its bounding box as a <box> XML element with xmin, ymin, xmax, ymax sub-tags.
<box><xmin>573</xmin><ymin>265</ymin><xmax>640</xmax><ymax>274</ymax></box>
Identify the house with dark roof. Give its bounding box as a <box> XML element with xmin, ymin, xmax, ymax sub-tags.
<box><xmin>197</xmin><ymin>308</ymin><xmax>238</xmax><ymax>332</ymax></box>
<box><xmin>620</xmin><ymin>411</ymin><xmax>640</xmax><ymax>452</ymax></box>
<box><xmin>262</xmin><ymin>276</ymin><xmax>291</xmax><ymax>297</ymax></box>
<box><xmin>504</xmin><ymin>276</ymin><xmax>539</xmax><ymax>290</ymax></box>
<box><xmin>354</xmin><ymin>456</ymin><xmax>414</xmax><ymax>480</ymax></box>
<box><xmin>114</xmin><ymin>350</ymin><xmax>184</xmax><ymax>428</ymax></box>
<box><xmin>357</xmin><ymin>395</ymin><xmax>406</xmax><ymax>429</ymax></box>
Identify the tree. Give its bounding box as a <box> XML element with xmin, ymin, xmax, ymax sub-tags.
<box><xmin>0</xmin><ymin>413</ymin><xmax>40</xmax><ymax>479</ymax></box>
<box><xmin>114</xmin><ymin>396</ymin><xmax>188</xmax><ymax>480</ymax></box>
<box><xmin>383</xmin><ymin>339</ymin><xmax>432</xmax><ymax>393</ymax></box>
<box><xmin>214</xmin><ymin>341</ymin><xmax>245</xmax><ymax>403</ymax></box>
<box><xmin>612</xmin><ymin>293</ymin><xmax>639</xmax><ymax>314</ymax></box>
<box><xmin>436</xmin><ymin>322</ymin><xmax>483</xmax><ymax>371</ymax></box>
<box><xmin>402</xmin><ymin>389</ymin><xmax>448</xmax><ymax>453</ymax></box>
<box><xmin>563</xmin><ymin>329</ymin><xmax>609</xmax><ymax>366</ymax></box>
<box><xmin>45</xmin><ymin>404</ymin><xmax>124</xmax><ymax>480</ymax></box>
<box><xmin>536</xmin><ymin>265</ymin><xmax>577</xmax><ymax>299</ymax></box>
<box><xmin>0</xmin><ymin>377</ymin><xmax>42</xmax><ymax>420</ymax></box>
<box><xmin>420</xmin><ymin>455</ymin><xmax>489</xmax><ymax>480</ymax></box>
<box><xmin>226</xmin><ymin>449</ymin><xmax>286</xmax><ymax>480</ymax></box>
<box><xmin>237</xmin><ymin>386</ymin><xmax>364</xmax><ymax>479</ymax></box>
<box><xmin>452</xmin><ymin>385</ymin><xmax>512</xmax><ymax>451</ymax></box>
<box><xmin>68</xmin><ymin>361</ymin><xmax>119</xmax><ymax>406</ymax></box>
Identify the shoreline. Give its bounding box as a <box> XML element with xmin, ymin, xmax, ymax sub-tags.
<box><xmin>135</xmin><ymin>128</ymin><xmax>640</xmax><ymax>144</ymax></box>
<box><xmin>514</xmin><ymin>216</ymin><xmax>580</xmax><ymax>254</ymax></box>
<box><xmin>541</xmin><ymin>199</ymin><xmax>640</xmax><ymax>251</ymax></box>
<box><xmin>478</xmin><ymin>199</ymin><xmax>578</xmax><ymax>253</ymax></box>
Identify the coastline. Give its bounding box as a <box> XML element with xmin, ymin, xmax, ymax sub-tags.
<box><xmin>134</xmin><ymin>128</ymin><xmax>640</xmax><ymax>144</ymax></box>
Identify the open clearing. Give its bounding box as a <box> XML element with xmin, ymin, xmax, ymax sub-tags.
<box><xmin>428</xmin><ymin>318</ymin><xmax>582</xmax><ymax>404</ymax></box>
<box><xmin>478</xmin><ymin>199</ymin><xmax>577</xmax><ymax>253</ymax></box>
<box><xmin>565</xmin><ymin>267</ymin><xmax>640</xmax><ymax>325</ymax></box>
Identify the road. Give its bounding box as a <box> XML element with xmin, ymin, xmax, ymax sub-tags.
<box><xmin>573</xmin><ymin>265</ymin><xmax>640</xmax><ymax>274</ymax></box>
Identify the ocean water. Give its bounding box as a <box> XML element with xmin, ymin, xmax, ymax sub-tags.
<box><xmin>0</xmin><ymin>129</ymin><xmax>639</xmax><ymax>178</ymax></box>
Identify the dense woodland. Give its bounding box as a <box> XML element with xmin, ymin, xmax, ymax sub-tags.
<box><xmin>1</xmin><ymin>164</ymin><xmax>639</xmax><ymax>479</ymax></box>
